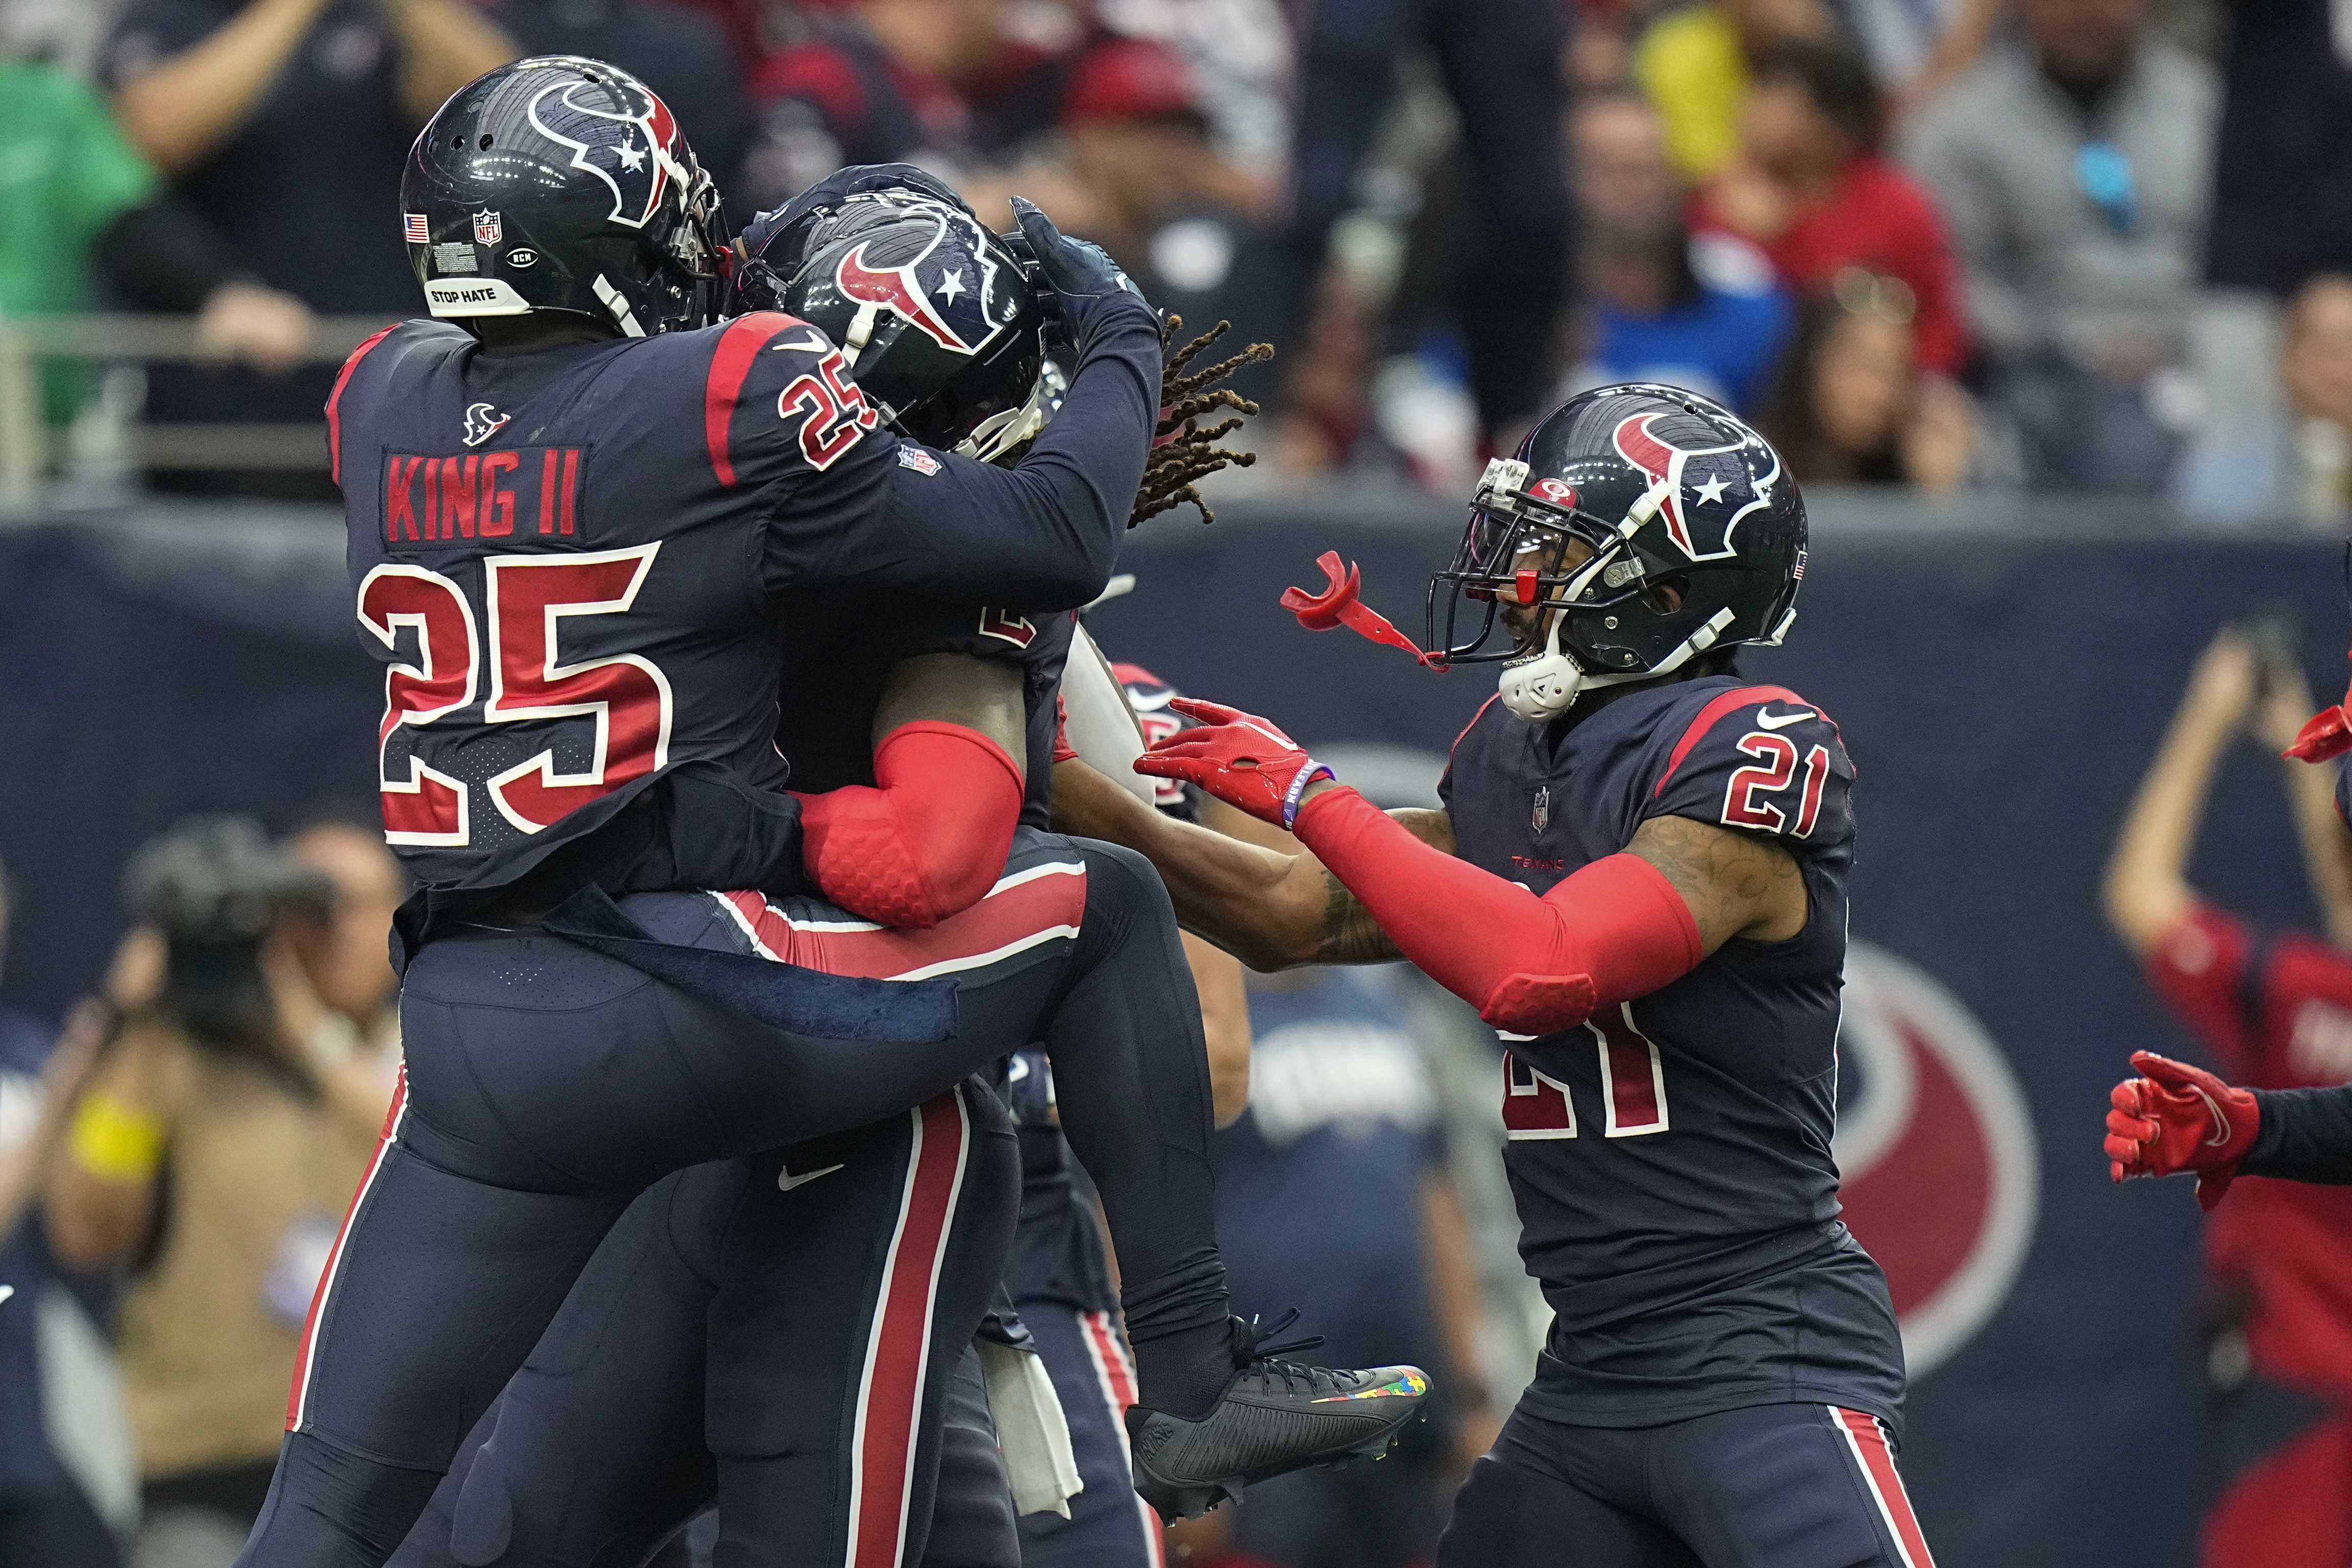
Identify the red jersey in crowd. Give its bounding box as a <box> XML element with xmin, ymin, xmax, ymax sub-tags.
<box><xmin>1690</xmin><ymin>155</ymin><xmax>1970</xmax><ymax>377</ymax></box>
<box><xmin>2145</xmin><ymin>900</ymin><xmax>2352</xmax><ymax>1568</ymax></box>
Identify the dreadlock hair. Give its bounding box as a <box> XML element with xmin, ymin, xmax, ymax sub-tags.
<box><xmin>1130</xmin><ymin>315</ymin><xmax>1275</xmax><ymax>528</ymax></box>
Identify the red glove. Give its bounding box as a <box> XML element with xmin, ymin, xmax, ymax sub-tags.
<box><xmin>1134</xmin><ymin>697</ymin><xmax>1332</xmax><ymax>828</ymax></box>
<box><xmin>1051</xmin><ymin>694</ymin><xmax>1079</xmax><ymax>765</ymax></box>
<box><xmin>2286</xmin><ymin>649</ymin><xmax>2352</xmax><ymax>762</ymax></box>
<box><xmin>2106</xmin><ymin>1050</ymin><xmax>2260</xmax><ymax>1211</ymax></box>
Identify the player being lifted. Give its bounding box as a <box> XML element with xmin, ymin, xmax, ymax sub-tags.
<box><xmin>1056</xmin><ymin>385</ymin><xmax>1941</xmax><ymax>1565</ymax></box>
<box><xmin>240</xmin><ymin>59</ymin><xmax>1421</xmax><ymax>1568</ymax></box>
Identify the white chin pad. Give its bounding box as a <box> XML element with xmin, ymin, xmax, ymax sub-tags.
<box><xmin>1498</xmin><ymin>652</ymin><xmax>1584</xmax><ymax>721</ymax></box>
<box><xmin>1497</xmin><ymin>613</ymin><xmax>1587</xmax><ymax>722</ymax></box>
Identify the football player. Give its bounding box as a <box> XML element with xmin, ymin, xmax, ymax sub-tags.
<box><xmin>1054</xmin><ymin>385</ymin><xmax>1943</xmax><ymax>1564</ymax></box>
<box><xmin>243</xmin><ymin>60</ymin><xmax>1416</xmax><ymax>1568</ymax></box>
<box><xmin>2107</xmin><ymin>638</ymin><xmax>2352</xmax><ymax>1236</ymax></box>
<box><xmin>2100</xmin><ymin>625</ymin><xmax>2352</xmax><ymax>1568</ymax></box>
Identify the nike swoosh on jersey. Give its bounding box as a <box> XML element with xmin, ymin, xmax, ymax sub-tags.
<box><xmin>777</xmin><ymin>1162</ymin><xmax>845</xmax><ymax>1191</ymax></box>
<box><xmin>1755</xmin><ymin>706</ymin><xmax>1818</xmax><ymax>730</ymax></box>
<box><xmin>771</xmin><ymin>332</ymin><xmax>831</xmax><ymax>355</ymax></box>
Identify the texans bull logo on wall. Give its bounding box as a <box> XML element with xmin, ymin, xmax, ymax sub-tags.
<box><xmin>1836</xmin><ymin>941</ymin><xmax>2039</xmax><ymax>1377</ymax></box>
<box><xmin>523</xmin><ymin>65</ymin><xmax>688</xmax><ymax>231</ymax></box>
<box><xmin>1611</xmin><ymin>409</ymin><xmax>1784</xmax><ymax>564</ymax></box>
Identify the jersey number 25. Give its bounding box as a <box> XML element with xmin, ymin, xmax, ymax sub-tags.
<box><xmin>358</xmin><ymin>544</ymin><xmax>673</xmax><ymax>846</ymax></box>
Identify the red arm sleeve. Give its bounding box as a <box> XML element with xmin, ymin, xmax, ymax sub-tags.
<box><xmin>1292</xmin><ymin>786</ymin><xmax>1704</xmax><ymax>1033</ymax></box>
<box><xmin>795</xmin><ymin>720</ymin><xmax>1025</xmax><ymax>928</ymax></box>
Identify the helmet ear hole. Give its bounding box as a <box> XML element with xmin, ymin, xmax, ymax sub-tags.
<box><xmin>1640</xmin><ymin>575</ymin><xmax>1688</xmax><ymax>616</ymax></box>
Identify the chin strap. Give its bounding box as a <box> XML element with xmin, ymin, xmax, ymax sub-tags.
<box><xmin>1497</xmin><ymin>606</ymin><xmax>1741</xmax><ymax>724</ymax></box>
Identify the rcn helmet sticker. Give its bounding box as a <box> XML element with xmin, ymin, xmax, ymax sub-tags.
<box><xmin>1610</xmin><ymin>410</ymin><xmax>1782</xmax><ymax>563</ymax></box>
<box><xmin>524</xmin><ymin>67</ymin><xmax>688</xmax><ymax>231</ymax></box>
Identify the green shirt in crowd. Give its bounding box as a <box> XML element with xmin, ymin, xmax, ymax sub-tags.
<box><xmin>0</xmin><ymin>57</ymin><xmax>160</xmax><ymax>425</ymax></box>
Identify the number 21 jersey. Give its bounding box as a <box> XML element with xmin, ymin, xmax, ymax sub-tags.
<box><xmin>1441</xmin><ymin>675</ymin><xmax>1907</xmax><ymax>1432</ymax></box>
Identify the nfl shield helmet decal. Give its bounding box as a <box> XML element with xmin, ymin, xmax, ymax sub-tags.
<box><xmin>1611</xmin><ymin>410</ymin><xmax>1784</xmax><ymax>564</ymax></box>
<box><xmin>1835</xmin><ymin>942</ymin><xmax>2038</xmax><ymax>1377</ymax></box>
<box><xmin>523</xmin><ymin>70</ymin><xmax>686</xmax><ymax>231</ymax></box>
<box><xmin>473</xmin><ymin>209</ymin><xmax>502</xmax><ymax>245</ymax></box>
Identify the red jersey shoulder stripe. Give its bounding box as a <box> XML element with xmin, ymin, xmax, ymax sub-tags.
<box><xmin>704</xmin><ymin>311</ymin><xmax>808</xmax><ymax>487</ymax></box>
<box><xmin>1450</xmin><ymin>693</ymin><xmax>1502</xmax><ymax>760</ymax></box>
<box><xmin>325</xmin><ymin>323</ymin><xmax>400</xmax><ymax>487</ymax></box>
<box><xmin>1652</xmin><ymin>684</ymin><xmax>1809</xmax><ymax>798</ymax></box>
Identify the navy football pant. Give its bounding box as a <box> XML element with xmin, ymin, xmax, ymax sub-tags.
<box><xmin>1437</xmin><ymin>1402</ymin><xmax>1937</xmax><ymax>1568</ymax></box>
<box><xmin>999</xmin><ymin>1160</ymin><xmax>1161</xmax><ymax>1568</ymax></box>
<box><xmin>1011</xmin><ymin>1303</ymin><xmax>1163</xmax><ymax>1568</ymax></box>
<box><xmin>237</xmin><ymin>833</ymin><xmax>1222</xmax><ymax>1568</ymax></box>
<box><xmin>384</xmin><ymin>1082</ymin><xmax>1021</xmax><ymax>1568</ymax></box>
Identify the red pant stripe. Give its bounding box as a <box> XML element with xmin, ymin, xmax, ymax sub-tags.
<box><xmin>846</xmin><ymin>1089</ymin><xmax>972</xmax><ymax>1568</ymax></box>
<box><xmin>1830</xmin><ymin>1407</ymin><xmax>1937</xmax><ymax>1568</ymax></box>
<box><xmin>712</xmin><ymin>863</ymin><xmax>1086</xmax><ymax>982</ymax></box>
<box><xmin>286</xmin><ymin>1066</ymin><xmax>409</xmax><ymax>1431</ymax></box>
<box><xmin>1078</xmin><ymin>1310</ymin><xmax>1167</xmax><ymax>1568</ymax></box>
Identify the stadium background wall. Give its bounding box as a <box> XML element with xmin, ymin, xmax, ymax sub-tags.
<box><xmin>4</xmin><ymin>495</ymin><xmax>2342</xmax><ymax>1567</ymax></box>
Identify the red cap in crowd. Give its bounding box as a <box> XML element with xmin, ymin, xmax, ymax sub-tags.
<box><xmin>1062</xmin><ymin>36</ymin><xmax>1204</xmax><ymax>127</ymax></box>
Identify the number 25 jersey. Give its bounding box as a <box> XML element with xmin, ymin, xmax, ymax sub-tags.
<box><xmin>328</xmin><ymin>310</ymin><xmax>1148</xmax><ymax>914</ymax></box>
<box><xmin>1441</xmin><ymin>675</ymin><xmax>1907</xmax><ymax>1431</ymax></box>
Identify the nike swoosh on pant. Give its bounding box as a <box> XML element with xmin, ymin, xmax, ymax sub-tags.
<box><xmin>778</xmin><ymin>1162</ymin><xmax>845</xmax><ymax>1192</ymax></box>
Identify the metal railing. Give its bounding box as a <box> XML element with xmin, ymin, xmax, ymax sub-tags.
<box><xmin>0</xmin><ymin>314</ymin><xmax>398</xmax><ymax>500</ymax></box>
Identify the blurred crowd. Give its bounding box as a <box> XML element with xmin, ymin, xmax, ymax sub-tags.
<box><xmin>10</xmin><ymin>0</ymin><xmax>2352</xmax><ymax>509</ymax></box>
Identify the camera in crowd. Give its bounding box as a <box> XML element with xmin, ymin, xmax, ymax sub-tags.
<box><xmin>124</xmin><ymin>816</ymin><xmax>335</xmax><ymax>1058</ymax></box>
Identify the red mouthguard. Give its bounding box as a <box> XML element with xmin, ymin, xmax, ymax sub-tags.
<box><xmin>1280</xmin><ymin>552</ymin><xmax>1441</xmax><ymax>667</ymax></box>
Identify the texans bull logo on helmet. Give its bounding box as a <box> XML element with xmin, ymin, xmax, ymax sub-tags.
<box><xmin>1611</xmin><ymin>410</ymin><xmax>1783</xmax><ymax>564</ymax></box>
<box><xmin>833</xmin><ymin>203</ymin><xmax>1017</xmax><ymax>356</ymax></box>
<box><xmin>523</xmin><ymin>66</ymin><xmax>688</xmax><ymax>231</ymax></box>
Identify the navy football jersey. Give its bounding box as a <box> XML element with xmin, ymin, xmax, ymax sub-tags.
<box><xmin>331</xmin><ymin>309</ymin><xmax>1144</xmax><ymax>912</ymax></box>
<box><xmin>1441</xmin><ymin>675</ymin><xmax>1905</xmax><ymax>1429</ymax></box>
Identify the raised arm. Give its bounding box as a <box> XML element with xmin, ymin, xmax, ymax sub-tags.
<box><xmin>2253</xmin><ymin>654</ymin><xmax>2352</xmax><ymax>950</ymax></box>
<box><xmin>112</xmin><ymin>0</ymin><xmax>334</xmax><ymax>172</ymax></box>
<box><xmin>2103</xmin><ymin>632</ymin><xmax>2259</xmax><ymax>958</ymax></box>
<box><xmin>379</xmin><ymin>0</ymin><xmax>517</xmax><ymax>126</ymax></box>
<box><xmin>764</xmin><ymin>207</ymin><xmax>1162</xmax><ymax>610</ymax></box>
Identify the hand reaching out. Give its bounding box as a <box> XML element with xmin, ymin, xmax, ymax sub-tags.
<box><xmin>2105</xmin><ymin>1051</ymin><xmax>2259</xmax><ymax>1211</ymax></box>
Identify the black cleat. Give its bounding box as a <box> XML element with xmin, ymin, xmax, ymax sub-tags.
<box><xmin>1124</xmin><ymin>1313</ymin><xmax>1432</xmax><ymax>1521</ymax></box>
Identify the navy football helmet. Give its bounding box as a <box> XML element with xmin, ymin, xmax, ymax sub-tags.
<box><xmin>1429</xmin><ymin>384</ymin><xmax>1807</xmax><ymax>722</ymax></box>
<box><xmin>401</xmin><ymin>57</ymin><xmax>725</xmax><ymax>337</ymax></box>
<box><xmin>756</xmin><ymin>191</ymin><xmax>1053</xmax><ymax>463</ymax></box>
